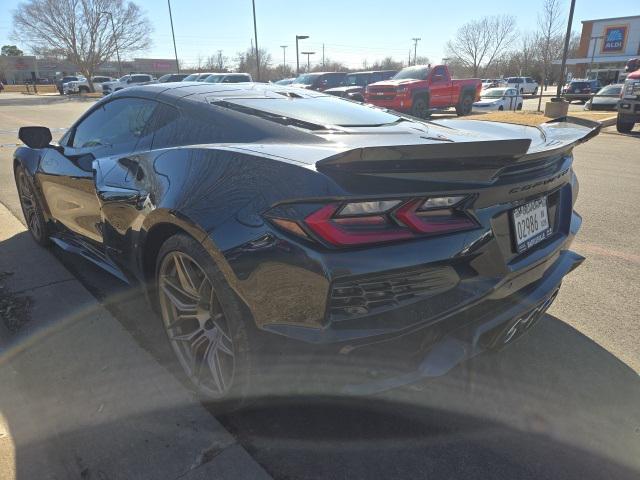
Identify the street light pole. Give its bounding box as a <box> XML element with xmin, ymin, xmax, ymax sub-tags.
<box><xmin>295</xmin><ymin>35</ymin><xmax>309</xmax><ymax>75</ymax></box>
<box><xmin>587</xmin><ymin>35</ymin><xmax>604</xmax><ymax>79</ymax></box>
<box><xmin>251</xmin><ymin>0</ymin><xmax>260</xmax><ymax>81</ymax></box>
<box><xmin>167</xmin><ymin>0</ymin><xmax>180</xmax><ymax>72</ymax></box>
<box><xmin>555</xmin><ymin>0</ymin><xmax>576</xmax><ymax>99</ymax></box>
<box><xmin>301</xmin><ymin>51</ymin><xmax>315</xmax><ymax>72</ymax></box>
<box><xmin>280</xmin><ymin>45</ymin><xmax>287</xmax><ymax>76</ymax></box>
<box><xmin>412</xmin><ymin>37</ymin><xmax>421</xmax><ymax>66</ymax></box>
<box><xmin>100</xmin><ymin>11</ymin><xmax>122</xmax><ymax>77</ymax></box>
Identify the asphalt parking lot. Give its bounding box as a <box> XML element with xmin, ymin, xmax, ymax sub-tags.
<box><xmin>0</xmin><ymin>94</ymin><xmax>639</xmax><ymax>479</ymax></box>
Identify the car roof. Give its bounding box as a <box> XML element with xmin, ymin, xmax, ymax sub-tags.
<box><xmin>108</xmin><ymin>81</ymin><xmax>327</xmax><ymax>103</ymax></box>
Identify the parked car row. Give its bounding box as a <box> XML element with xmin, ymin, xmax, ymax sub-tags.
<box><xmin>481</xmin><ymin>77</ymin><xmax>538</xmax><ymax>95</ymax></box>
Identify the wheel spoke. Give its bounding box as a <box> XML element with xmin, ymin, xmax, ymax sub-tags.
<box><xmin>173</xmin><ymin>253</ymin><xmax>199</xmax><ymax>295</ymax></box>
<box><xmin>207</xmin><ymin>346</ymin><xmax>226</xmax><ymax>392</ymax></box>
<box><xmin>161</xmin><ymin>279</ymin><xmax>199</xmax><ymax>312</ymax></box>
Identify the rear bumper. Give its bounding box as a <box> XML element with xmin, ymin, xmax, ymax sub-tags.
<box><xmin>265</xmin><ymin>247</ymin><xmax>583</xmax><ymax>396</ymax></box>
<box><xmin>563</xmin><ymin>93</ymin><xmax>591</xmax><ymax>101</ymax></box>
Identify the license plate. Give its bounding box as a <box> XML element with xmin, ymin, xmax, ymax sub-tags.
<box><xmin>511</xmin><ymin>196</ymin><xmax>552</xmax><ymax>253</ymax></box>
<box><xmin>375</xmin><ymin>92</ymin><xmax>385</xmax><ymax>96</ymax></box>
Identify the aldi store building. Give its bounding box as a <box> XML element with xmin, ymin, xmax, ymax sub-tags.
<box><xmin>565</xmin><ymin>15</ymin><xmax>640</xmax><ymax>84</ymax></box>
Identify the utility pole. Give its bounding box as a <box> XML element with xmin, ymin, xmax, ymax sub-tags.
<box><xmin>555</xmin><ymin>0</ymin><xmax>576</xmax><ymax>99</ymax></box>
<box><xmin>322</xmin><ymin>43</ymin><xmax>325</xmax><ymax>68</ymax></box>
<box><xmin>280</xmin><ymin>45</ymin><xmax>287</xmax><ymax>76</ymax></box>
<box><xmin>295</xmin><ymin>35</ymin><xmax>309</xmax><ymax>75</ymax></box>
<box><xmin>301</xmin><ymin>51</ymin><xmax>315</xmax><ymax>72</ymax></box>
<box><xmin>587</xmin><ymin>35</ymin><xmax>604</xmax><ymax>79</ymax></box>
<box><xmin>408</xmin><ymin>50</ymin><xmax>411</xmax><ymax>66</ymax></box>
<box><xmin>100</xmin><ymin>12</ymin><xmax>122</xmax><ymax>78</ymax></box>
<box><xmin>412</xmin><ymin>37</ymin><xmax>421</xmax><ymax>66</ymax></box>
<box><xmin>251</xmin><ymin>0</ymin><xmax>260</xmax><ymax>81</ymax></box>
<box><xmin>217</xmin><ymin>50</ymin><xmax>223</xmax><ymax>70</ymax></box>
<box><xmin>167</xmin><ymin>0</ymin><xmax>180</xmax><ymax>72</ymax></box>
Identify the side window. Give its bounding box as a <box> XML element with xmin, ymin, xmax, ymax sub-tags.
<box><xmin>370</xmin><ymin>72</ymin><xmax>382</xmax><ymax>83</ymax></box>
<box><xmin>432</xmin><ymin>66</ymin><xmax>446</xmax><ymax>80</ymax></box>
<box><xmin>148</xmin><ymin>103</ymin><xmax>181</xmax><ymax>149</ymax></box>
<box><xmin>71</xmin><ymin>98</ymin><xmax>157</xmax><ymax>152</ymax></box>
<box><xmin>326</xmin><ymin>75</ymin><xmax>343</xmax><ymax>88</ymax></box>
<box><xmin>131</xmin><ymin>75</ymin><xmax>149</xmax><ymax>83</ymax></box>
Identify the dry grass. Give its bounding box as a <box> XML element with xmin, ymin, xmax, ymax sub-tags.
<box><xmin>470</xmin><ymin>110</ymin><xmax>616</xmax><ymax>126</ymax></box>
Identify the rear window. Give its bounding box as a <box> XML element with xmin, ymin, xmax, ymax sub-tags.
<box><xmin>506</xmin><ymin>77</ymin><xmax>524</xmax><ymax>83</ymax></box>
<box><xmin>596</xmin><ymin>85</ymin><xmax>622</xmax><ymax>95</ymax></box>
<box><xmin>292</xmin><ymin>74</ymin><xmax>321</xmax><ymax>85</ymax></box>
<box><xmin>215</xmin><ymin>95</ymin><xmax>400</xmax><ymax>127</ymax></box>
<box><xmin>570</xmin><ymin>81</ymin><xmax>589</xmax><ymax>88</ymax></box>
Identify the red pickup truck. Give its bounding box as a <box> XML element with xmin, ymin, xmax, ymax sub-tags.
<box><xmin>364</xmin><ymin>65</ymin><xmax>482</xmax><ymax>117</ymax></box>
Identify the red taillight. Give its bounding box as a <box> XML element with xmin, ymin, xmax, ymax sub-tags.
<box><xmin>305</xmin><ymin>203</ymin><xmax>414</xmax><ymax>246</ymax></box>
<box><xmin>295</xmin><ymin>197</ymin><xmax>476</xmax><ymax>247</ymax></box>
<box><xmin>394</xmin><ymin>199</ymin><xmax>476</xmax><ymax>234</ymax></box>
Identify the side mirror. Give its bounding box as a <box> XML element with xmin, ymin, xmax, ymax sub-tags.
<box><xmin>19</xmin><ymin>126</ymin><xmax>52</xmax><ymax>149</ymax></box>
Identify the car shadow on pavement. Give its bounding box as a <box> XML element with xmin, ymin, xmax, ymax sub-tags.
<box><xmin>217</xmin><ymin>315</ymin><xmax>640</xmax><ymax>480</ymax></box>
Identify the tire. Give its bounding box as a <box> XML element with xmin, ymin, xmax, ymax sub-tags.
<box><xmin>616</xmin><ymin>114</ymin><xmax>635</xmax><ymax>133</ymax></box>
<box><xmin>155</xmin><ymin>233</ymin><xmax>254</xmax><ymax>410</ymax></box>
<box><xmin>520</xmin><ymin>88</ymin><xmax>524</xmax><ymax>94</ymax></box>
<box><xmin>517</xmin><ymin>103</ymin><xmax>523</xmax><ymax>111</ymax></box>
<box><xmin>498</xmin><ymin>105</ymin><xmax>504</xmax><ymax>111</ymax></box>
<box><xmin>455</xmin><ymin>94</ymin><xmax>473</xmax><ymax>116</ymax></box>
<box><xmin>532</xmin><ymin>88</ymin><xmax>538</xmax><ymax>96</ymax></box>
<box><xmin>14</xmin><ymin>166</ymin><xmax>50</xmax><ymax>247</ymax></box>
<box><xmin>411</xmin><ymin>96</ymin><xmax>429</xmax><ymax>118</ymax></box>
<box><xmin>78</xmin><ymin>86</ymin><xmax>89</xmax><ymax>94</ymax></box>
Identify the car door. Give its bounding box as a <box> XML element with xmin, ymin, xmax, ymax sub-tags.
<box><xmin>37</xmin><ymin>97</ymin><xmax>158</xmax><ymax>245</ymax></box>
<box><xmin>429</xmin><ymin>66</ymin><xmax>451</xmax><ymax>107</ymax></box>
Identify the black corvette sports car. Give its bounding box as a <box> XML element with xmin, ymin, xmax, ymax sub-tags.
<box><xmin>14</xmin><ymin>82</ymin><xmax>599</xmax><ymax>405</ymax></box>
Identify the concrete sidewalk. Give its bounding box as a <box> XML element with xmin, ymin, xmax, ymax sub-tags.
<box><xmin>0</xmin><ymin>203</ymin><xmax>271</xmax><ymax>480</ymax></box>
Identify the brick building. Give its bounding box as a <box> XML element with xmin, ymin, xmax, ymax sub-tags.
<box><xmin>0</xmin><ymin>56</ymin><xmax>177</xmax><ymax>84</ymax></box>
<box><xmin>564</xmin><ymin>14</ymin><xmax>640</xmax><ymax>84</ymax></box>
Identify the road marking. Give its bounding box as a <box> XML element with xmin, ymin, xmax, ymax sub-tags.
<box><xmin>572</xmin><ymin>241</ymin><xmax>640</xmax><ymax>265</ymax></box>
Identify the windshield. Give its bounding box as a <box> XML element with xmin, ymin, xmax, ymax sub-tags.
<box><xmin>596</xmin><ymin>85</ymin><xmax>622</xmax><ymax>96</ymax></box>
<box><xmin>117</xmin><ymin>75</ymin><xmax>130</xmax><ymax>82</ymax></box>
<box><xmin>393</xmin><ymin>66</ymin><xmax>430</xmax><ymax>80</ymax></box>
<box><xmin>204</xmin><ymin>75</ymin><xmax>225</xmax><ymax>83</ymax></box>
<box><xmin>343</xmin><ymin>74</ymin><xmax>369</xmax><ymax>86</ymax></box>
<box><xmin>506</xmin><ymin>77</ymin><xmax>523</xmax><ymax>83</ymax></box>
<box><xmin>292</xmin><ymin>74</ymin><xmax>320</xmax><ymax>85</ymax></box>
<box><xmin>183</xmin><ymin>73</ymin><xmax>199</xmax><ymax>81</ymax></box>
<box><xmin>482</xmin><ymin>88</ymin><xmax>508</xmax><ymax>98</ymax></box>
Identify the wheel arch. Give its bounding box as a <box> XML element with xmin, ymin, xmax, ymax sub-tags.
<box><xmin>139</xmin><ymin>217</ymin><xmax>257</xmax><ymax>329</ymax></box>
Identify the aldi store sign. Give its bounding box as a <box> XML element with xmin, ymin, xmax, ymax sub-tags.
<box><xmin>602</xmin><ymin>25</ymin><xmax>628</xmax><ymax>53</ymax></box>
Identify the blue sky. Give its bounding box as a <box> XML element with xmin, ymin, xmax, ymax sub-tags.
<box><xmin>0</xmin><ymin>0</ymin><xmax>638</xmax><ymax>68</ymax></box>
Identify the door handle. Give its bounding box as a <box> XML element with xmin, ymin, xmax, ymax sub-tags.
<box><xmin>97</xmin><ymin>185</ymin><xmax>146</xmax><ymax>209</ymax></box>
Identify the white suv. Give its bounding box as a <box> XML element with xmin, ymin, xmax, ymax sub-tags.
<box><xmin>505</xmin><ymin>77</ymin><xmax>539</xmax><ymax>95</ymax></box>
<box><xmin>101</xmin><ymin>74</ymin><xmax>155</xmax><ymax>95</ymax></box>
<box><xmin>63</xmin><ymin>76</ymin><xmax>114</xmax><ymax>94</ymax></box>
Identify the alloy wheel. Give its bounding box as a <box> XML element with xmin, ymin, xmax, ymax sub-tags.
<box><xmin>158</xmin><ymin>251</ymin><xmax>235</xmax><ymax>398</ymax></box>
<box><xmin>17</xmin><ymin>171</ymin><xmax>42</xmax><ymax>241</ymax></box>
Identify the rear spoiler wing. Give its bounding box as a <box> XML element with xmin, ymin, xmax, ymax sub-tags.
<box><xmin>318</xmin><ymin>116</ymin><xmax>600</xmax><ymax>168</ymax></box>
<box><xmin>316</xmin><ymin>116</ymin><xmax>601</xmax><ymax>183</ymax></box>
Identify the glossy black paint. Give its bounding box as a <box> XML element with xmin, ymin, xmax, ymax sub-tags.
<box><xmin>13</xmin><ymin>82</ymin><xmax>599</xmax><ymax>357</ymax></box>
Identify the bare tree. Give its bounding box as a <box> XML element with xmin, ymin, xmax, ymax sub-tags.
<box><xmin>12</xmin><ymin>0</ymin><xmax>151</xmax><ymax>91</ymax></box>
<box><xmin>446</xmin><ymin>15</ymin><xmax>517</xmax><ymax>77</ymax></box>
<box><xmin>535</xmin><ymin>0</ymin><xmax>565</xmax><ymax>108</ymax></box>
<box><xmin>236</xmin><ymin>46</ymin><xmax>272</xmax><ymax>80</ymax></box>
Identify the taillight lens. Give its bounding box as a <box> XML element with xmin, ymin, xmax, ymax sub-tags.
<box><xmin>267</xmin><ymin>196</ymin><xmax>476</xmax><ymax>247</ymax></box>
